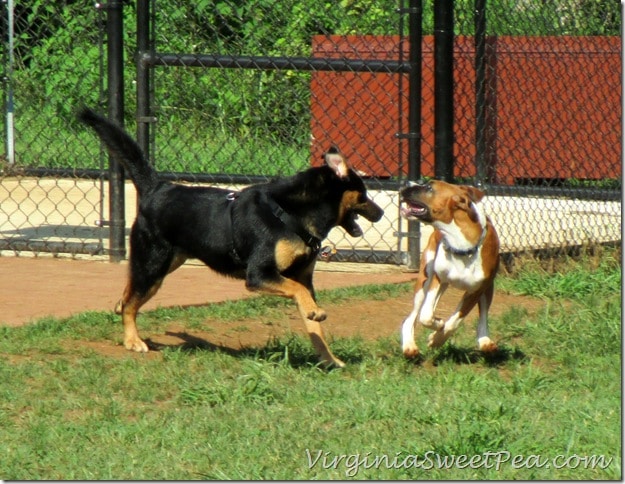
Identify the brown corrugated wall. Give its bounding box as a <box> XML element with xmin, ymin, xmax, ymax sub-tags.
<box><xmin>311</xmin><ymin>35</ymin><xmax>620</xmax><ymax>184</ymax></box>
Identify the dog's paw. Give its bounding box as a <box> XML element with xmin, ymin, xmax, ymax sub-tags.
<box><xmin>421</xmin><ymin>317</ymin><xmax>444</xmax><ymax>330</ymax></box>
<box><xmin>306</xmin><ymin>308</ymin><xmax>327</xmax><ymax>322</ymax></box>
<box><xmin>403</xmin><ymin>348</ymin><xmax>420</xmax><ymax>359</ymax></box>
<box><xmin>124</xmin><ymin>337</ymin><xmax>149</xmax><ymax>353</ymax></box>
<box><xmin>478</xmin><ymin>337</ymin><xmax>498</xmax><ymax>353</ymax></box>
<box><xmin>320</xmin><ymin>356</ymin><xmax>346</xmax><ymax>369</ymax></box>
<box><xmin>402</xmin><ymin>346</ymin><xmax>421</xmax><ymax>359</ymax></box>
<box><xmin>427</xmin><ymin>330</ymin><xmax>446</xmax><ymax>348</ymax></box>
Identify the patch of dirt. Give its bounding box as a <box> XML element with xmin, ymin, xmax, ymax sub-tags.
<box><xmin>78</xmin><ymin>287</ymin><xmax>542</xmax><ymax>360</ymax></box>
<box><xmin>1</xmin><ymin>256</ymin><xmax>544</xmax><ymax>359</ymax></box>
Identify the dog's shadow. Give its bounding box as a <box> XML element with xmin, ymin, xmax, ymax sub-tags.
<box><xmin>144</xmin><ymin>331</ymin><xmax>347</xmax><ymax>369</ymax></box>
<box><xmin>428</xmin><ymin>343</ymin><xmax>527</xmax><ymax>367</ymax></box>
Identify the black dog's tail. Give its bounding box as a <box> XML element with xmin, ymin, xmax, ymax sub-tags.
<box><xmin>77</xmin><ymin>108</ymin><xmax>159</xmax><ymax>195</ymax></box>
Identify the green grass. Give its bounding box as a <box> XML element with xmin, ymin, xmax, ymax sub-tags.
<box><xmin>0</xmin><ymin>258</ymin><xmax>621</xmax><ymax>480</ymax></box>
<box><xmin>499</xmin><ymin>252</ymin><xmax>621</xmax><ymax>299</ymax></box>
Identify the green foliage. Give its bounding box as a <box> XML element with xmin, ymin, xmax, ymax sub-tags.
<box><xmin>10</xmin><ymin>0</ymin><xmax>620</xmax><ymax>170</ymax></box>
<box><xmin>452</xmin><ymin>0</ymin><xmax>621</xmax><ymax>35</ymax></box>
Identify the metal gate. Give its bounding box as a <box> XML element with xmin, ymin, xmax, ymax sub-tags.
<box><xmin>131</xmin><ymin>0</ymin><xmax>420</xmax><ymax>266</ymax></box>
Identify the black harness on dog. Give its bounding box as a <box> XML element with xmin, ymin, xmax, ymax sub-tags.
<box><xmin>225</xmin><ymin>192</ymin><xmax>322</xmax><ymax>265</ymax></box>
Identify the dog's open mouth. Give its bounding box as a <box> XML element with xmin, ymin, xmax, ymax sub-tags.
<box><xmin>341</xmin><ymin>212</ymin><xmax>363</xmax><ymax>237</ymax></box>
<box><xmin>400</xmin><ymin>201</ymin><xmax>429</xmax><ymax>220</ymax></box>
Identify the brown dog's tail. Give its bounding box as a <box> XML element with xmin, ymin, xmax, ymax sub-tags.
<box><xmin>77</xmin><ymin>108</ymin><xmax>159</xmax><ymax>196</ymax></box>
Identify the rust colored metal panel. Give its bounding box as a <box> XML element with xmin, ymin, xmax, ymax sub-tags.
<box><xmin>311</xmin><ymin>35</ymin><xmax>620</xmax><ymax>183</ymax></box>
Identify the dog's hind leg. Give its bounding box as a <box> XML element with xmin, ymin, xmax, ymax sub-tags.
<box><xmin>476</xmin><ymin>279</ymin><xmax>497</xmax><ymax>353</ymax></box>
<box><xmin>118</xmin><ymin>280</ymin><xmax>165</xmax><ymax>352</ymax></box>
<box><xmin>115</xmin><ymin>251</ymin><xmax>187</xmax><ymax>315</ymax></box>
<box><xmin>116</xmin><ymin>230</ymin><xmax>183</xmax><ymax>352</ymax></box>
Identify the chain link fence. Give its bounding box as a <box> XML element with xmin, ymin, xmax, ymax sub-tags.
<box><xmin>0</xmin><ymin>1</ymin><xmax>108</xmax><ymax>255</ymax></box>
<box><xmin>0</xmin><ymin>0</ymin><xmax>621</xmax><ymax>264</ymax></box>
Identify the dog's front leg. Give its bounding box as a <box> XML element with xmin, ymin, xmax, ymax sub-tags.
<box><xmin>401</xmin><ymin>286</ymin><xmax>425</xmax><ymax>358</ymax></box>
<box><xmin>401</xmin><ymin>260</ymin><xmax>445</xmax><ymax>358</ymax></box>
<box><xmin>283</xmin><ymin>281</ymin><xmax>346</xmax><ymax>368</ymax></box>
<box><xmin>246</xmin><ymin>274</ymin><xmax>344</xmax><ymax>368</ymax></box>
<box><xmin>427</xmin><ymin>290</ymin><xmax>481</xmax><ymax>349</ymax></box>
<box><xmin>303</xmin><ymin>318</ymin><xmax>346</xmax><ymax>369</ymax></box>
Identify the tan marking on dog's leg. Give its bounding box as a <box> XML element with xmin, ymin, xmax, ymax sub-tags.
<box><xmin>428</xmin><ymin>290</ymin><xmax>482</xmax><ymax>349</ymax></box>
<box><xmin>119</xmin><ymin>279</ymin><xmax>164</xmax><ymax>353</ymax></box>
<box><xmin>115</xmin><ymin>254</ymin><xmax>185</xmax><ymax>317</ymax></box>
<box><xmin>114</xmin><ymin>283</ymin><xmax>132</xmax><ymax>315</ymax></box>
<box><xmin>304</xmin><ymin>319</ymin><xmax>346</xmax><ymax>369</ymax></box>
<box><xmin>252</xmin><ymin>276</ymin><xmax>344</xmax><ymax>368</ymax></box>
<box><xmin>256</xmin><ymin>277</ymin><xmax>325</xmax><ymax>321</ymax></box>
<box><xmin>167</xmin><ymin>252</ymin><xmax>188</xmax><ymax>274</ymax></box>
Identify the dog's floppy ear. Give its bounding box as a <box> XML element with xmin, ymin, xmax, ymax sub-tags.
<box><xmin>324</xmin><ymin>147</ymin><xmax>349</xmax><ymax>179</ymax></box>
<box><xmin>451</xmin><ymin>194</ymin><xmax>472</xmax><ymax>212</ymax></box>
<box><xmin>452</xmin><ymin>186</ymin><xmax>484</xmax><ymax>222</ymax></box>
<box><xmin>462</xmin><ymin>185</ymin><xmax>485</xmax><ymax>203</ymax></box>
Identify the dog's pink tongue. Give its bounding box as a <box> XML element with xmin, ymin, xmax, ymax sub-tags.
<box><xmin>401</xmin><ymin>204</ymin><xmax>425</xmax><ymax>218</ymax></box>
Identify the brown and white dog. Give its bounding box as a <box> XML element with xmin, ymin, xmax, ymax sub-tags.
<box><xmin>399</xmin><ymin>180</ymin><xmax>500</xmax><ymax>358</ymax></box>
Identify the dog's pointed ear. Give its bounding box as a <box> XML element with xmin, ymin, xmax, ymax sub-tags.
<box><xmin>324</xmin><ymin>147</ymin><xmax>349</xmax><ymax>179</ymax></box>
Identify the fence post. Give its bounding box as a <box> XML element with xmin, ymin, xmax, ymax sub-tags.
<box><xmin>5</xmin><ymin>0</ymin><xmax>15</xmax><ymax>166</ymax></box>
<box><xmin>405</xmin><ymin>0</ymin><xmax>423</xmax><ymax>270</ymax></box>
<box><xmin>474</xmin><ymin>0</ymin><xmax>486</xmax><ymax>186</ymax></box>
<box><xmin>107</xmin><ymin>0</ymin><xmax>126</xmax><ymax>262</ymax></box>
<box><xmin>474</xmin><ymin>0</ymin><xmax>497</xmax><ymax>186</ymax></box>
<box><xmin>136</xmin><ymin>0</ymin><xmax>153</xmax><ymax>160</ymax></box>
<box><xmin>434</xmin><ymin>0</ymin><xmax>454</xmax><ymax>182</ymax></box>
<box><xmin>621</xmin><ymin>0</ymin><xmax>625</xmax><ymax>178</ymax></box>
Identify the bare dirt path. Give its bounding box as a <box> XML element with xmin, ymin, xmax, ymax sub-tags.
<box><xmin>0</xmin><ymin>257</ymin><xmax>415</xmax><ymax>327</ymax></box>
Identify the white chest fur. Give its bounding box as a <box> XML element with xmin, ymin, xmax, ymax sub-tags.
<box><xmin>433</xmin><ymin>246</ymin><xmax>486</xmax><ymax>292</ymax></box>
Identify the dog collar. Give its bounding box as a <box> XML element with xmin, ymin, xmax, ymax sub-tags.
<box><xmin>442</xmin><ymin>227</ymin><xmax>487</xmax><ymax>257</ymax></box>
<box><xmin>266</xmin><ymin>197</ymin><xmax>322</xmax><ymax>252</ymax></box>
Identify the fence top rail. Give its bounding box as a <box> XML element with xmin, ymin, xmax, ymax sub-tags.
<box><xmin>139</xmin><ymin>52</ymin><xmax>411</xmax><ymax>73</ymax></box>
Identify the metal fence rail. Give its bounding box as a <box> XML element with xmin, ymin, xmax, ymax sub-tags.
<box><xmin>0</xmin><ymin>0</ymin><xmax>621</xmax><ymax>265</ymax></box>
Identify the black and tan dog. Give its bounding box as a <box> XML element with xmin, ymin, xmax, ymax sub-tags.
<box><xmin>78</xmin><ymin>108</ymin><xmax>383</xmax><ymax>368</ymax></box>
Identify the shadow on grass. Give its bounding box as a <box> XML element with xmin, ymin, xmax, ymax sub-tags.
<box><xmin>144</xmin><ymin>331</ymin><xmax>363</xmax><ymax>369</ymax></box>
<box><xmin>430</xmin><ymin>343</ymin><xmax>527</xmax><ymax>367</ymax></box>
